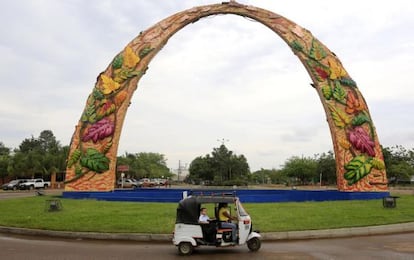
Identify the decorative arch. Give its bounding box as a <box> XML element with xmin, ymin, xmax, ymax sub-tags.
<box><xmin>65</xmin><ymin>2</ymin><xmax>387</xmax><ymax>192</ymax></box>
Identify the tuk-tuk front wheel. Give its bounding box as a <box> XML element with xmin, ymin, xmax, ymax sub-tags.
<box><xmin>178</xmin><ymin>242</ymin><xmax>193</xmax><ymax>256</ymax></box>
<box><xmin>247</xmin><ymin>237</ymin><xmax>261</xmax><ymax>252</ymax></box>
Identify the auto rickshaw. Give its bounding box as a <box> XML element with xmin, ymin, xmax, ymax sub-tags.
<box><xmin>172</xmin><ymin>191</ymin><xmax>261</xmax><ymax>255</ymax></box>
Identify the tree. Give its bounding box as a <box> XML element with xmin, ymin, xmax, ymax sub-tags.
<box><xmin>188</xmin><ymin>144</ymin><xmax>250</xmax><ymax>185</ymax></box>
<box><xmin>228</xmin><ymin>154</ymin><xmax>249</xmax><ymax>182</ymax></box>
<box><xmin>251</xmin><ymin>168</ymin><xmax>270</xmax><ymax>184</ymax></box>
<box><xmin>38</xmin><ymin>130</ymin><xmax>60</xmax><ymax>154</ymax></box>
<box><xmin>210</xmin><ymin>145</ymin><xmax>232</xmax><ymax>183</ymax></box>
<box><xmin>117</xmin><ymin>152</ymin><xmax>171</xmax><ymax>179</ymax></box>
<box><xmin>55</xmin><ymin>145</ymin><xmax>69</xmax><ymax>182</ymax></box>
<box><xmin>19</xmin><ymin>136</ymin><xmax>41</xmax><ymax>153</ymax></box>
<box><xmin>14</xmin><ymin>136</ymin><xmax>43</xmax><ymax>178</ymax></box>
<box><xmin>315</xmin><ymin>151</ymin><xmax>337</xmax><ymax>185</ymax></box>
<box><xmin>388</xmin><ymin>161</ymin><xmax>414</xmax><ymax>183</ymax></box>
<box><xmin>10</xmin><ymin>130</ymin><xmax>64</xmax><ymax>179</ymax></box>
<box><xmin>37</xmin><ymin>130</ymin><xmax>63</xmax><ymax>177</ymax></box>
<box><xmin>281</xmin><ymin>156</ymin><xmax>317</xmax><ymax>185</ymax></box>
<box><xmin>0</xmin><ymin>142</ymin><xmax>11</xmax><ymax>183</ymax></box>
<box><xmin>250</xmin><ymin>168</ymin><xmax>287</xmax><ymax>185</ymax></box>
<box><xmin>188</xmin><ymin>155</ymin><xmax>214</xmax><ymax>184</ymax></box>
<box><xmin>382</xmin><ymin>145</ymin><xmax>414</xmax><ymax>183</ymax></box>
<box><xmin>12</xmin><ymin>149</ymin><xmax>42</xmax><ymax>178</ymax></box>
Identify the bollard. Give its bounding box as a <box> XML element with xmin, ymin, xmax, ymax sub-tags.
<box><xmin>382</xmin><ymin>196</ymin><xmax>399</xmax><ymax>208</ymax></box>
<box><xmin>45</xmin><ymin>199</ymin><xmax>63</xmax><ymax>212</ymax></box>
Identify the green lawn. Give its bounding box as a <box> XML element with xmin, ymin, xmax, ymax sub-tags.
<box><xmin>0</xmin><ymin>195</ymin><xmax>413</xmax><ymax>233</ymax></box>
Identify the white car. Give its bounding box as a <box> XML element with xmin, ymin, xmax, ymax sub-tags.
<box><xmin>117</xmin><ymin>178</ymin><xmax>138</xmax><ymax>188</ymax></box>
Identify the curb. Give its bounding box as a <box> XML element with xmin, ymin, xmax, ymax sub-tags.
<box><xmin>261</xmin><ymin>222</ymin><xmax>414</xmax><ymax>241</ymax></box>
<box><xmin>1</xmin><ymin>222</ymin><xmax>414</xmax><ymax>242</ymax></box>
<box><xmin>0</xmin><ymin>226</ymin><xmax>170</xmax><ymax>242</ymax></box>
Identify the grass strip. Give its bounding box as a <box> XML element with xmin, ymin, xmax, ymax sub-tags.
<box><xmin>0</xmin><ymin>195</ymin><xmax>413</xmax><ymax>233</ymax></box>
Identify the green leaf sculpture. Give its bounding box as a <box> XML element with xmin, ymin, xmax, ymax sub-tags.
<box><xmin>321</xmin><ymin>84</ymin><xmax>332</xmax><ymax>100</ymax></box>
<box><xmin>352</xmin><ymin>112</ymin><xmax>371</xmax><ymax>126</ymax></box>
<box><xmin>333</xmin><ymin>81</ymin><xmax>346</xmax><ymax>103</ymax></box>
<box><xmin>80</xmin><ymin>148</ymin><xmax>110</xmax><ymax>173</ymax></box>
<box><xmin>344</xmin><ymin>155</ymin><xmax>373</xmax><ymax>185</ymax></box>
<box><xmin>67</xmin><ymin>149</ymin><xmax>81</xmax><ymax>168</ymax></box>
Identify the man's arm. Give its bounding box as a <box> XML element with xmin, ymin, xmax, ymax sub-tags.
<box><xmin>223</xmin><ymin>210</ymin><xmax>237</xmax><ymax>221</ymax></box>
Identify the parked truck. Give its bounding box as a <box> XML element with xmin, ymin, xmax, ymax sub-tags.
<box><xmin>19</xmin><ymin>178</ymin><xmax>51</xmax><ymax>190</ymax></box>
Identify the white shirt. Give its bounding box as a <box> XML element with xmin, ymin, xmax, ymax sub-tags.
<box><xmin>199</xmin><ymin>214</ymin><xmax>209</xmax><ymax>223</ymax></box>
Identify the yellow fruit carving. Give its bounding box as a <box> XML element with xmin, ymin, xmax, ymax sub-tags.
<box><xmin>339</xmin><ymin>138</ymin><xmax>351</xmax><ymax>149</ymax></box>
<box><xmin>100</xmin><ymin>74</ymin><xmax>120</xmax><ymax>95</ymax></box>
<box><xmin>123</xmin><ymin>46</ymin><xmax>140</xmax><ymax>68</ymax></box>
<box><xmin>326</xmin><ymin>56</ymin><xmax>347</xmax><ymax>80</ymax></box>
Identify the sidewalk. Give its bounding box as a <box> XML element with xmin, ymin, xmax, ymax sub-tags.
<box><xmin>1</xmin><ymin>222</ymin><xmax>414</xmax><ymax>242</ymax></box>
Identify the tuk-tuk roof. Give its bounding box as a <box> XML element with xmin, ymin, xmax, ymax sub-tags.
<box><xmin>192</xmin><ymin>195</ymin><xmax>237</xmax><ymax>204</ymax></box>
<box><xmin>175</xmin><ymin>193</ymin><xmax>238</xmax><ymax>225</ymax></box>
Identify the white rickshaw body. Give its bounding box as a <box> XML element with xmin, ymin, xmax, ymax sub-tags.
<box><xmin>172</xmin><ymin>224</ymin><xmax>201</xmax><ymax>246</ymax></box>
<box><xmin>172</xmin><ymin>191</ymin><xmax>261</xmax><ymax>255</ymax></box>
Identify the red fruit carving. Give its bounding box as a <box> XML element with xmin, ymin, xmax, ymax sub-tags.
<box><xmin>82</xmin><ymin>118</ymin><xmax>115</xmax><ymax>143</ymax></box>
<box><xmin>348</xmin><ymin>126</ymin><xmax>375</xmax><ymax>156</ymax></box>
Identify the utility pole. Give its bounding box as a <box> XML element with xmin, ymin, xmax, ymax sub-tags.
<box><xmin>320</xmin><ymin>171</ymin><xmax>322</xmax><ymax>187</ymax></box>
<box><xmin>178</xmin><ymin>160</ymin><xmax>181</xmax><ymax>182</ymax></box>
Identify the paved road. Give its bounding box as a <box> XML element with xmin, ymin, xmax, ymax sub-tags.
<box><xmin>0</xmin><ymin>190</ymin><xmax>38</xmax><ymax>199</ymax></box>
<box><xmin>1</xmin><ymin>232</ymin><xmax>413</xmax><ymax>260</ymax></box>
<box><xmin>0</xmin><ymin>189</ymin><xmax>62</xmax><ymax>200</ymax></box>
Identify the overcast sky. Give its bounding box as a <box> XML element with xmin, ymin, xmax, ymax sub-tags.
<box><xmin>1</xmin><ymin>0</ymin><xmax>413</xmax><ymax>171</ymax></box>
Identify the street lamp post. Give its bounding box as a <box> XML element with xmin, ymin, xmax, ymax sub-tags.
<box><xmin>320</xmin><ymin>172</ymin><xmax>322</xmax><ymax>187</ymax></box>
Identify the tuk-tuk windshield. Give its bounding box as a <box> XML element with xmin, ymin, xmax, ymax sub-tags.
<box><xmin>236</xmin><ymin>200</ymin><xmax>248</xmax><ymax>217</ymax></box>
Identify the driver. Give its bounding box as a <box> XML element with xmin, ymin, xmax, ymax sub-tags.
<box><xmin>218</xmin><ymin>203</ymin><xmax>238</xmax><ymax>242</ymax></box>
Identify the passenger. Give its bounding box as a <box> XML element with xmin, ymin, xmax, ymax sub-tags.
<box><xmin>198</xmin><ymin>207</ymin><xmax>211</xmax><ymax>223</ymax></box>
<box><xmin>218</xmin><ymin>203</ymin><xmax>238</xmax><ymax>242</ymax></box>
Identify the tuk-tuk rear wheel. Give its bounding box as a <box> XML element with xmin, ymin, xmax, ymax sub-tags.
<box><xmin>247</xmin><ymin>237</ymin><xmax>261</xmax><ymax>252</ymax></box>
<box><xmin>178</xmin><ymin>242</ymin><xmax>193</xmax><ymax>256</ymax></box>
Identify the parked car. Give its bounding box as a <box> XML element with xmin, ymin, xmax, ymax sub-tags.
<box><xmin>388</xmin><ymin>176</ymin><xmax>414</xmax><ymax>185</ymax></box>
<box><xmin>117</xmin><ymin>178</ymin><xmax>138</xmax><ymax>188</ymax></box>
<box><xmin>2</xmin><ymin>179</ymin><xmax>28</xmax><ymax>191</ymax></box>
<box><xmin>18</xmin><ymin>179</ymin><xmax>51</xmax><ymax>190</ymax></box>
<box><xmin>152</xmin><ymin>178</ymin><xmax>167</xmax><ymax>186</ymax></box>
<box><xmin>139</xmin><ymin>178</ymin><xmax>156</xmax><ymax>187</ymax></box>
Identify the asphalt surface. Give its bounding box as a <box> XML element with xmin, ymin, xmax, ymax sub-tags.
<box><xmin>2</xmin><ymin>232</ymin><xmax>414</xmax><ymax>259</ymax></box>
